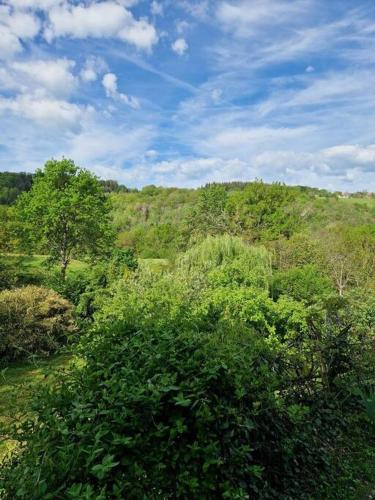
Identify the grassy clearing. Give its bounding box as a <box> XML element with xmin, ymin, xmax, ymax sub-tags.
<box><xmin>0</xmin><ymin>353</ymin><xmax>76</xmax><ymax>462</ymax></box>
<box><xmin>1</xmin><ymin>254</ymin><xmax>88</xmax><ymax>285</ymax></box>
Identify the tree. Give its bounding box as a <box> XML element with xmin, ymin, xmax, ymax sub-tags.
<box><xmin>227</xmin><ymin>180</ymin><xmax>299</xmax><ymax>241</ymax></box>
<box><xmin>321</xmin><ymin>225</ymin><xmax>375</xmax><ymax>296</ymax></box>
<box><xmin>192</xmin><ymin>184</ymin><xmax>230</xmax><ymax>235</ymax></box>
<box><xmin>0</xmin><ymin>205</ymin><xmax>17</xmax><ymax>252</ymax></box>
<box><xmin>17</xmin><ymin>159</ymin><xmax>114</xmax><ymax>278</ymax></box>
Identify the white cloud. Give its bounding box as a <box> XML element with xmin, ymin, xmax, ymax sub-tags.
<box><xmin>102</xmin><ymin>72</ymin><xmax>139</xmax><ymax>108</ymax></box>
<box><xmin>102</xmin><ymin>73</ymin><xmax>117</xmax><ymax>95</ymax></box>
<box><xmin>80</xmin><ymin>67</ymin><xmax>97</xmax><ymax>83</ymax></box>
<box><xmin>44</xmin><ymin>1</ymin><xmax>158</xmax><ymax>51</ymax></box>
<box><xmin>11</xmin><ymin>59</ymin><xmax>76</xmax><ymax>97</ymax></box>
<box><xmin>118</xmin><ymin>18</ymin><xmax>158</xmax><ymax>51</ymax></box>
<box><xmin>0</xmin><ymin>5</ymin><xmax>40</xmax><ymax>59</ymax></box>
<box><xmin>0</xmin><ymin>25</ymin><xmax>22</xmax><ymax>59</ymax></box>
<box><xmin>0</xmin><ymin>94</ymin><xmax>88</xmax><ymax>129</ymax></box>
<box><xmin>322</xmin><ymin>144</ymin><xmax>375</xmax><ymax>171</ymax></box>
<box><xmin>171</xmin><ymin>37</ymin><xmax>188</xmax><ymax>55</ymax></box>
<box><xmin>3</xmin><ymin>10</ymin><xmax>40</xmax><ymax>38</ymax></box>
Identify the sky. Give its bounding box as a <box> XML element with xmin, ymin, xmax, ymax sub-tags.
<box><xmin>1</xmin><ymin>0</ymin><xmax>375</xmax><ymax>191</ymax></box>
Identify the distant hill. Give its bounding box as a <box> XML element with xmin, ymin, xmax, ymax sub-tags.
<box><xmin>0</xmin><ymin>172</ymin><xmax>129</xmax><ymax>204</ymax></box>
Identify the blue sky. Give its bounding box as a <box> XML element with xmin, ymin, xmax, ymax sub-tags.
<box><xmin>1</xmin><ymin>0</ymin><xmax>375</xmax><ymax>190</ymax></box>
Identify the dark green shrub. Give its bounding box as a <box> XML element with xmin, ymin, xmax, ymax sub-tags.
<box><xmin>0</xmin><ymin>286</ymin><xmax>76</xmax><ymax>362</ymax></box>
<box><xmin>1</xmin><ymin>317</ymin><xmax>316</xmax><ymax>499</ymax></box>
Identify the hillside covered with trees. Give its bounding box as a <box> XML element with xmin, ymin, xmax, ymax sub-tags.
<box><xmin>0</xmin><ymin>160</ymin><xmax>374</xmax><ymax>498</ymax></box>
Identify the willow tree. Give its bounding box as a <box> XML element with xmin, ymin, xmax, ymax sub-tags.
<box><xmin>17</xmin><ymin>159</ymin><xmax>114</xmax><ymax>278</ymax></box>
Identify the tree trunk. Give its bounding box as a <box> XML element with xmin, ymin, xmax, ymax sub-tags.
<box><xmin>61</xmin><ymin>259</ymin><xmax>69</xmax><ymax>280</ymax></box>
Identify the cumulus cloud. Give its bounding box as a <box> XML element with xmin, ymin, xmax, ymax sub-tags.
<box><xmin>0</xmin><ymin>93</ymin><xmax>88</xmax><ymax>129</ymax></box>
<box><xmin>102</xmin><ymin>72</ymin><xmax>139</xmax><ymax>108</ymax></box>
<box><xmin>0</xmin><ymin>25</ymin><xmax>22</xmax><ymax>59</ymax></box>
<box><xmin>322</xmin><ymin>144</ymin><xmax>375</xmax><ymax>172</ymax></box>
<box><xmin>10</xmin><ymin>59</ymin><xmax>77</xmax><ymax>97</ymax></box>
<box><xmin>171</xmin><ymin>37</ymin><xmax>188</xmax><ymax>55</ymax></box>
<box><xmin>44</xmin><ymin>1</ymin><xmax>158</xmax><ymax>51</ymax></box>
<box><xmin>0</xmin><ymin>5</ymin><xmax>40</xmax><ymax>59</ymax></box>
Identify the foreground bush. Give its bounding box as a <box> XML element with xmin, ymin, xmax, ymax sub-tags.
<box><xmin>0</xmin><ymin>286</ymin><xmax>75</xmax><ymax>362</ymax></box>
<box><xmin>0</xmin><ymin>318</ymin><xmax>324</xmax><ymax>498</ymax></box>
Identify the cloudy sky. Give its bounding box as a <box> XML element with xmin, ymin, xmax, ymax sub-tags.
<box><xmin>1</xmin><ymin>0</ymin><xmax>375</xmax><ymax>190</ymax></box>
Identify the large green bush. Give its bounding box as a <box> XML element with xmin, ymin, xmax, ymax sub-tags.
<box><xmin>0</xmin><ymin>286</ymin><xmax>76</xmax><ymax>362</ymax></box>
<box><xmin>1</xmin><ymin>318</ymin><xmax>329</xmax><ymax>499</ymax></box>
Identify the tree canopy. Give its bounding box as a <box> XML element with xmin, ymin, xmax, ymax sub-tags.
<box><xmin>16</xmin><ymin>159</ymin><xmax>114</xmax><ymax>277</ymax></box>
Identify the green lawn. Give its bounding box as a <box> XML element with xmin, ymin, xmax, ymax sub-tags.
<box><xmin>0</xmin><ymin>354</ymin><xmax>76</xmax><ymax>462</ymax></box>
<box><xmin>1</xmin><ymin>254</ymin><xmax>88</xmax><ymax>285</ymax></box>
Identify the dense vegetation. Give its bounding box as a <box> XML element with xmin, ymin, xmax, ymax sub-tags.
<box><xmin>0</xmin><ymin>161</ymin><xmax>374</xmax><ymax>498</ymax></box>
<box><xmin>0</xmin><ymin>172</ymin><xmax>33</xmax><ymax>205</ymax></box>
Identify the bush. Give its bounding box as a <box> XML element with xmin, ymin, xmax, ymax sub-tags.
<box><xmin>0</xmin><ymin>286</ymin><xmax>76</xmax><ymax>362</ymax></box>
<box><xmin>1</xmin><ymin>320</ymin><xmax>302</xmax><ymax>498</ymax></box>
<box><xmin>0</xmin><ymin>276</ymin><xmax>347</xmax><ymax>498</ymax></box>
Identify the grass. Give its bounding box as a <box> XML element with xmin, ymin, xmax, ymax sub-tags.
<box><xmin>1</xmin><ymin>254</ymin><xmax>88</xmax><ymax>285</ymax></box>
<box><xmin>0</xmin><ymin>353</ymin><xmax>77</xmax><ymax>463</ymax></box>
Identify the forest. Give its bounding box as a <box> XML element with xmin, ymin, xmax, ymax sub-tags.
<box><xmin>0</xmin><ymin>159</ymin><xmax>374</xmax><ymax>498</ymax></box>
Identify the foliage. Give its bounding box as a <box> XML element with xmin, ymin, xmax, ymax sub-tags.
<box><xmin>179</xmin><ymin>234</ymin><xmax>270</xmax><ymax>273</ymax></box>
<box><xmin>272</xmin><ymin>264</ymin><xmax>333</xmax><ymax>304</ymax></box>
<box><xmin>320</xmin><ymin>224</ymin><xmax>375</xmax><ymax>295</ymax></box>
<box><xmin>189</xmin><ymin>184</ymin><xmax>231</xmax><ymax>237</ymax></box>
<box><xmin>0</xmin><ymin>172</ymin><xmax>33</xmax><ymax>205</ymax></box>
<box><xmin>0</xmin><ymin>286</ymin><xmax>76</xmax><ymax>362</ymax></box>
<box><xmin>0</xmin><ymin>258</ymin><xmax>15</xmax><ymax>291</ymax></box>
<box><xmin>0</xmin><ymin>322</ymin><xmax>286</xmax><ymax>498</ymax></box>
<box><xmin>226</xmin><ymin>180</ymin><xmax>299</xmax><ymax>240</ymax></box>
<box><xmin>0</xmin><ymin>206</ymin><xmax>18</xmax><ymax>253</ymax></box>
<box><xmin>16</xmin><ymin>159</ymin><xmax>114</xmax><ymax>277</ymax></box>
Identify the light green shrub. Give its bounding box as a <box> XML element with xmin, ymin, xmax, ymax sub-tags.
<box><xmin>0</xmin><ymin>285</ymin><xmax>76</xmax><ymax>362</ymax></box>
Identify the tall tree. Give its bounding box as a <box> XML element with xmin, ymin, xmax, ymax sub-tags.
<box><xmin>227</xmin><ymin>180</ymin><xmax>299</xmax><ymax>241</ymax></box>
<box><xmin>17</xmin><ymin>159</ymin><xmax>114</xmax><ymax>278</ymax></box>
